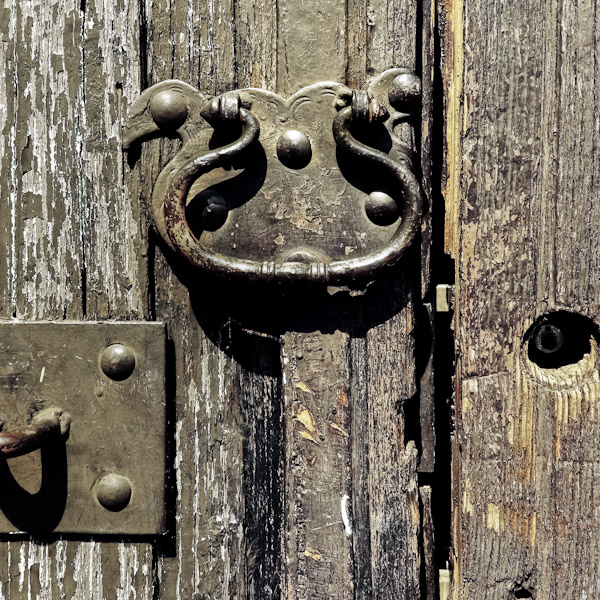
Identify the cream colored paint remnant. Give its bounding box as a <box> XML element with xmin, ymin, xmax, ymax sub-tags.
<box><xmin>462</xmin><ymin>477</ymin><xmax>474</xmax><ymax>515</ymax></box>
<box><xmin>296</xmin><ymin>406</ymin><xmax>317</xmax><ymax>432</ymax></box>
<box><xmin>442</xmin><ymin>0</ymin><xmax>464</xmax><ymax>258</ymax></box>
<box><xmin>296</xmin><ymin>380</ymin><xmax>314</xmax><ymax>394</ymax></box>
<box><xmin>341</xmin><ymin>494</ymin><xmax>352</xmax><ymax>536</ymax></box>
<box><xmin>329</xmin><ymin>422</ymin><xmax>349</xmax><ymax>438</ymax></box>
<box><xmin>439</xmin><ymin>568</ymin><xmax>450</xmax><ymax>600</ymax></box>
<box><xmin>299</xmin><ymin>430</ymin><xmax>321</xmax><ymax>445</ymax></box>
<box><xmin>304</xmin><ymin>548</ymin><xmax>323</xmax><ymax>561</ymax></box>
<box><xmin>486</xmin><ymin>503</ymin><xmax>500</xmax><ymax>533</ymax></box>
<box><xmin>529</xmin><ymin>512</ymin><xmax>536</xmax><ymax>547</ymax></box>
<box><xmin>461</xmin><ymin>378</ymin><xmax>477</xmax><ymax>419</ymax></box>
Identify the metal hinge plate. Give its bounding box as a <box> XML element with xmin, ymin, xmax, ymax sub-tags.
<box><xmin>0</xmin><ymin>322</ymin><xmax>166</xmax><ymax>535</ymax></box>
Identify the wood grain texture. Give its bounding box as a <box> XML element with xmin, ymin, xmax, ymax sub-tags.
<box><xmin>143</xmin><ymin>0</ymin><xmax>283</xmax><ymax>597</ymax></box>
<box><xmin>356</xmin><ymin>0</ymin><xmax>425</xmax><ymax>593</ymax></box>
<box><xmin>277</xmin><ymin>0</ymin><xmax>347</xmax><ymax>93</ymax></box>
<box><xmin>420</xmin><ymin>486</ymin><xmax>436</xmax><ymax>600</ymax></box>
<box><xmin>364</xmin><ymin>276</ymin><xmax>421</xmax><ymax>600</ymax></box>
<box><xmin>445</xmin><ymin>0</ymin><xmax>600</xmax><ymax>596</ymax></box>
<box><xmin>281</xmin><ymin>330</ymin><xmax>354</xmax><ymax>600</ymax></box>
<box><xmin>276</xmin><ymin>0</ymin><xmax>424</xmax><ymax>597</ymax></box>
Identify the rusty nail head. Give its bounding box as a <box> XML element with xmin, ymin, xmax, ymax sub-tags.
<box><xmin>150</xmin><ymin>89</ymin><xmax>188</xmax><ymax>129</ymax></box>
<box><xmin>95</xmin><ymin>473</ymin><xmax>132</xmax><ymax>512</ymax></box>
<box><xmin>276</xmin><ymin>130</ymin><xmax>312</xmax><ymax>169</ymax></box>
<box><xmin>100</xmin><ymin>343</ymin><xmax>136</xmax><ymax>381</ymax></box>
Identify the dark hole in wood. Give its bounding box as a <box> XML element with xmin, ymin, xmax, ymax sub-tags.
<box><xmin>514</xmin><ymin>588</ymin><xmax>533</xmax><ymax>599</ymax></box>
<box><xmin>540</xmin><ymin>328</ymin><xmax>559</xmax><ymax>351</ymax></box>
<box><xmin>526</xmin><ymin>311</ymin><xmax>598</xmax><ymax>369</ymax></box>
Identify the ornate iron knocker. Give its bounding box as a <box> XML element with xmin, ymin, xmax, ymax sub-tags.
<box><xmin>124</xmin><ymin>69</ymin><xmax>423</xmax><ymax>285</ymax></box>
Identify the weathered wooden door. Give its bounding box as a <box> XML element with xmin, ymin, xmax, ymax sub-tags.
<box><xmin>2</xmin><ymin>0</ymin><xmax>599</xmax><ymax>597</ymax></box>
<box><xmin>0</xmin><ymin>0</ymin><xmax>437</xmax><ymax>597</ymax></box>
<box><xmin>441</xmin><ymin>0</ymin><xmax>600</xmax><ymax>598</ymax></box>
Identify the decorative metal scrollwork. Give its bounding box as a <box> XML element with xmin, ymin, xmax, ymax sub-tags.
<box><xmin>123</xmin><ymin>69</ymin><xmax>423</xmax><ymax>284</ymax></box>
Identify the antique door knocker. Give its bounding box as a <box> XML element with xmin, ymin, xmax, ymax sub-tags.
<box><xmin>124</xmin><ymin>69</ymin><xmax>423</xmax><ymax>285</ymax></box>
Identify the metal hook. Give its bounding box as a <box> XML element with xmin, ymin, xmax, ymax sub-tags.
<box><xmin>0</xmin><ymin>407</ymin><xmax>71</xmax><ymax>459</ymax></box>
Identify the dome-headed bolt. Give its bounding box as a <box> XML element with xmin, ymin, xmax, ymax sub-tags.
<box><xmin>365</xmin><ymin>191</ymin><xmax>400</xmax><ymax>226</ymax></box>
<box><xmin>388</xmin><ymin>73</ymin><xmax>422</xmax><ymax>112</ymax></box>
<box><xmin>100</xmin><ymin>343</ymin><xmax>136</xmax><ymax>381</ymax></box>
<box><xmin>150</xmin><ymin>89</ymin><xmax>188</xmax><ymax>129</ymax></box>
<box><xmin>95</xmin><ymin>473</ymin><xmax>132</xmax><ymax>512</ymax></box>
<box><xmin>276</xmin><ymin>130</ymin><xmax>312</xmax><ymax>169</ymax></box>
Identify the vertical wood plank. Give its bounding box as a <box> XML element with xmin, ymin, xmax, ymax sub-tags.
<box><xmin>276</xmin><ymin>0</ymin><xmax>347</xmax><ymax>93</ymax></box>
<box><xmin>281</xmin><ymin>329</ymin><xmax>354</xmax><ymax>600</ymax></box>
<box><xmin>346</xmin><ymin>0</ymin><xmax>369</xmax><ymax>88</ymax></box>
<box><xmin>0</xmin><ymin>0</ymin><xmax>85</xmax><ymax>321</ymax></box>
<box><xmin>80</xmin><ymin>0</ymin><xmax>153</xmax><ymax>590</ymax></box>
<box><xmin>142</xmin><ymin>0</ymin><xmax>285</xmax><ymax>598</ymax></box>
<box><xmin>349</xmin><ymin>335</ymin><xmax>372</xmax><ymax>600</ymax></box>
<box><xmin>237</xmin><ymin>0</ymin><xmax>278</xmax><ymax>89</ymax></box>
<box><xmin>80</xmin><ymin>0</ymin><xmax>148</xmax><ymax>319</ymax></box>
<box><xmin>143</xmin><ymin>0</ymin><xmax>239</xmax><ymax>597</ymax></box>
<box><xmin>274</xmin><ymin>3</ymin><xmax>356</xmax><ymax>598</ymax></box>
<box><xmin>420</xmin><ymin>486</ymin><xmax>437</xmax><ymax>600</ymax></box>
<box><xmin>137</xmin><ymin>0</ymin><xmax>427</xmax><ymax>599</ymax></box>
<box><xmin>446</xmin><ymin>0</ymin><xmax>600</xmax><ymax>597</ymax></box>
<box><xmin>555</xmin><ymin>0</ymin><xmax>600</xmax><ymax>313</ymax></box>
<box><xmin>0</xmin><ymin>0</ymin><xmax>152</xmax><ymax>594</ymax></box>
<box><xmin>238</xmin><ymin>330</ymin><xmax>283</xmax><ymax>600</ymax></box>
<box><xmin>364</xmin><ymin>278</ymin><xmax>421</xmax><ymax>600</ymax></box>
<box><xmin>366</xmin><ymin>0</ymin><xmax>417</xmax><ymax>74</ymax></box>
<box><xmin>352</xmin><ymin>0</ymin><xmax>424</xmax><ymax>596</ymax></box>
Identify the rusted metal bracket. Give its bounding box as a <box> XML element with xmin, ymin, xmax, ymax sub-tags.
<box><xmin>0</xmin><ymin>407</ymin><xmax>71</xmax><ymax>459</ymax></box>
<box><xmin>124</xmin><ymin>69</ymin><xmax>423</xmax><ymax>285</ymax></box>
<box><xmin>0</xmin><ymin>322</ymin><xmax>166</xmax><ymax>535</ymax></box>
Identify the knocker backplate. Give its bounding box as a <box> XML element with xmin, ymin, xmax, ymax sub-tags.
<box><xmin>124</xmin><ymin>68</ymin><xmax>422</xmax><ymax>283</ymax></box>
<box><xmin>190</xmin><ymin>87</ymin><xmax>401</xmax><ymax>263</ymax></box>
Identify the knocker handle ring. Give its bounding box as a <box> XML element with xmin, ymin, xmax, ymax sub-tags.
<box><xmin>0</xmin><ymin>408</ymin><xmax>71</xmax><ymax>459</ymax></box>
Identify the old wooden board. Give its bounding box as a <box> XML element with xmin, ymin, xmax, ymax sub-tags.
<box><xmin>442</xmin><ymin>0</ymin><xmax>600</xmax><ymax>597</ymax></box>
<box><xmin>0</xmin><ymin>0</ymin><xmax>433</xmax><ymax>597</ymax></box>
<box><xmin>140</xmin><ymin>0</ymin><xmax>431</xmax><ymax>598</ymax></box>
<box><xmin>0</xmin><ymin>0</ymin><xmax>154</xmax><ymax>594</ymax></box>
